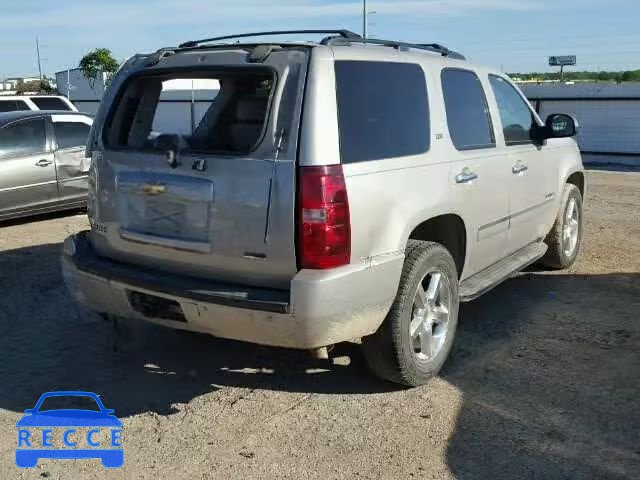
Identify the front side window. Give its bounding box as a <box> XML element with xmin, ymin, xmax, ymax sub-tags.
<box><xmin>441</xmin><ymin>69</ymin><xmax>495</xmax><ymax>151</ymax></box>
<box><xmin>31</xmin><ymin>97</ymin><xmax>72</xmax><ymax>111</ymax></box>
<box><xmin>0</xmin><ymin>119</ymin><xmax>46</xmax><ymax>159</ymax></box>
<box><xmin>335</xmin><ymin>61</ymin><xmax>430</xmax><ymax>163</ymax></box>
<box><xmin>53</xmin><ymin>121</ymin><xmax>91</xmax><ymax>149</ymax></box>
<box><xmin>489</xmin><ymin>75</ymin><xmax>536</xmax><ymax>145</ymax></box>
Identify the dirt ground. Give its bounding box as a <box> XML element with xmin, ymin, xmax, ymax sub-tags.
<box><xmin>0</xmin><ymin>170</ymin><xmax>638</xmax><ymax>480</ymax></box>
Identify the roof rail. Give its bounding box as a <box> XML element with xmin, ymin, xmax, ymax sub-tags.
<box><xmin>324</xmin><ymin>37</ymin><xmax>466</xmax><ymax>61</ymax></box>
<box><xmin>179</xmin><ymin>30</ymin><xmax>361</xmax><ymax>48</ymax></box>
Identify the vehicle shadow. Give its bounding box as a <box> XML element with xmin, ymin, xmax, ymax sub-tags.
<box><xmin>0</xmin><ymin>243</ymin><xmax>396</xmax><ymax>419</ymax></box>
<box><xmin>0</xmin><ymin>208</ymin><xmax>86</xmax><ymax>228</ymax></box>
<box><xmin>1</xmin><ymin>243</ymin><xmax>638</xmax><ymax>478</ymax></box>
<box><xmin>443</xmin><ymin>270</ymin><xmax>640</xmax><ymax>479</ymax></box>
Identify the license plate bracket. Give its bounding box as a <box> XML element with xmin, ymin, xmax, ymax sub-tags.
<box><xmin>116</xmin><ymin>172</ymin><xmax>213</xmax><ymax>250</ymax></box>
<box><xmin>128</xmin><ymin>291</ymin><xmax>187</xmax><ymax>322</ymax></box>
<box><xmin>145</xmin><ymin>200</ymin><xmax>186</xmax><ymax>236</ymax></box>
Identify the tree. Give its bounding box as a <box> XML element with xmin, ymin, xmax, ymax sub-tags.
<box><xmin>507</xmin><ymin>70</ymin><xmax>640</xmax><ymax>83</ymax></box>
<box><xmin>15</xmin><ymin>78</ymin><xmax>55</xmax><ymax>94</ymax></box>
<box><xmin>620</xmin><ymin>70</ymin><xmax>640</xmax><ymax>82</ymax></box>
<box><xmin>79</xmin><ymin>48</ymin><xmax>119</xmax><ymax>88</ymax></box>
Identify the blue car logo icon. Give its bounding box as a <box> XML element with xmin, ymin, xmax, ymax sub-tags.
<box><xmin>16</xmin><ymin>391</ymin><xmax>123</xmax><ymax>468</ymax></box>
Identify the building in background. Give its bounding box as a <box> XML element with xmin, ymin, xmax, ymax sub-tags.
<box><xmin>54</xmin><ymin>70</ymin><xmax>220</xmax><ymax>133</ymax></box>
<box><xmin>522</xmin><ymin>82</ymin><xmax>640</xmax><ymax>167</ymax></box>
<box><xmin>0</xmin><ymin>76</ymin><xmax>42</xmax><ymax>93</ymax></box>
<box><xmin>55</xmin><ymin>68</ymin><xmax>107</xmax><ymax>112</ymax></box>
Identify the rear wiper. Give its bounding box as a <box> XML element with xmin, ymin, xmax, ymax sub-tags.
<box><xmin>153</xmin><ymin>134</ymin><xmax>187</xmax><ymax>168</ymax></box>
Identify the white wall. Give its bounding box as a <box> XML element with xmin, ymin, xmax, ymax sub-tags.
<box><xmin>522</xmin><ymin>83</ymin><xmax>640</xmax><ymax>166</ymax></box>
<box><xmin>537</xmin><ymin>100</ymin><xmax>640</xmax><ymax>155</ymax></box>
<box><xmin>72</xmin><ymin>78</ymin><xmax>220</xmax><ymax>134</ymax></box>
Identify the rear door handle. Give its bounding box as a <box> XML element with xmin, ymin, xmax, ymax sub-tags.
<box><xmin>35</xmin><ymin>159</ymin><xmax>53</xmax><ymax>167</ymax></box>
<box><xmin>455</xmin><ymin>169</ymin><xmax>478</xmax><ymax>184</ymax></box>
<box><xmin>512</xmin><ymin>163</ymin><xmax>528</xmax><ymax>175</ymax></box>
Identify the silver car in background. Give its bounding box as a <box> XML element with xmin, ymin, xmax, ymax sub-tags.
<box><xmin>0</xmin><ymin>110</ymin><xmax>92</xmax><ymax>221</ymax></box>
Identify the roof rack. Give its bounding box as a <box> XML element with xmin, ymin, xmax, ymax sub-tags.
<box><xmin>324</xmin><ymin>37</ymin><xmax>466</xmax><ymax>61</ymax></box>
<box><xmin>179</xmin><ymin>29</ymin><xmax>361</xmax><ymax>48</ymax></box>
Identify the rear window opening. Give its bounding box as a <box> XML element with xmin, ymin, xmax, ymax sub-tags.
<box><xmin>104</xmin><ymin>68</ymin><xmax>276</xmax><ymax>155</ymax></box>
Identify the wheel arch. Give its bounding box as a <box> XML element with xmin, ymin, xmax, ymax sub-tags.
<box><xmin>407</xmin><ymin>214</ymin><xmax>467</xmax><ymax>278</ymax></box>
<box><xmin>566</xmin><ymin>170</ymin><xmax>585</xmax><ymax>198</ymax></box>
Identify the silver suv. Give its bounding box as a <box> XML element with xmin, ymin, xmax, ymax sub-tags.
<box><xmin>62</xmin><ymin>30</ymin><xmax>585</xmax><ymax>386</ymax></box>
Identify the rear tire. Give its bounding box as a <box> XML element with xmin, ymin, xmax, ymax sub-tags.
<box><xmin>542</xmin><ymin>183</ymin><xmax>583</xmax><ymax>269</ymax></box>
<box><xmin>361</xmin><ymin>240</ymin><xmax>459</xmax><ymax>387</ymax></box>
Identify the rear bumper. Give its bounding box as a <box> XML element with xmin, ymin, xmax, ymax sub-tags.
<box><xmin>62</xmin><ymin>232</ymin><xmax>403</xmax><ymax>349</ymax></box>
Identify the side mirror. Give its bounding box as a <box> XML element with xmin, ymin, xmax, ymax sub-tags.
<box><xmin>544</xmin><ymin>113</ymin><xmax>579</xmax><ymax>139</ymax></box>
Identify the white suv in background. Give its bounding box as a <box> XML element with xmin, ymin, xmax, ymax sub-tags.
<box><xmin>0</xmin><ymin>95</ymin><xmax>77</xmax><ymax>113</ymax></box>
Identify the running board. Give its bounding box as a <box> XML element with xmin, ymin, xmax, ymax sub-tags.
<box><xmin>459</xmin><ymin>242</ymin><xmax>548</xmax><ymax>302</ymax></box>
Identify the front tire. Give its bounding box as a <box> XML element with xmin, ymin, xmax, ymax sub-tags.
<box><xmin>361</xmin><ymin>240</ymin><xmax>459</xmax><ymax>387</ymax></box>
<box><xmin>542</xmin><ymin>183</ymin><xmax>583</xmax><ymax>269</ymax></box>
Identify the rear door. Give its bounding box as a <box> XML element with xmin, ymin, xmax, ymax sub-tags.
<box><xmin>93</xmin><ymin>48</ymin><xmax>309</xmax><ymax>289</ymax></box>
<box><xmin>441</xmin><ymin>68</ymin><xmax>510</xmax><ymax>277</ymax></box>
<box><xmin>51</xmin><ymin>114</ymin><xmax>92</xmax><ymax>201</ymax></box>
<box><xmin>0</xmin><ymin>117</ymin><xmax>57</xmax><ymax>217</ymax></box>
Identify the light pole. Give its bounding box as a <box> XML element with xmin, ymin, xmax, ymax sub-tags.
<box><xmin>363</xmin><ymin>0</ymin><xmax>368</xmax><ymax>39</ymax></box>
<box><xmin>36</xmin><ymin>36</ymin><xmax>43</xmax><ymax>81</ymax></box>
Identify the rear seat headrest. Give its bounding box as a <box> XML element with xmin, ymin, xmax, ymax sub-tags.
<box><xmin>235</xmin><ymin>98</ymin><xmax>267</xmax><ymax>123</ymax></box>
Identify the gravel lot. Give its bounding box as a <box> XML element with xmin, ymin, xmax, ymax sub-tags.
<box><xmin>0</xmin><ymin>170</ymin><xmax>638</xmax><ymax>480</ymax></box>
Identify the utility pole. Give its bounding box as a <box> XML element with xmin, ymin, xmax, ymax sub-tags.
<box><xmin>363</xmin><ymin>0</ymin><xmax>368</xmax><ymax>39</ymax></box>
<box><xmin>36</xmin><ymin>36</ymin><xmax>43</xmax><ymax>81</ymax></box>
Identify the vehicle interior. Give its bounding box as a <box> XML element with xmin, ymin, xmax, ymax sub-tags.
<box><xmin>105</xmin><ymin>69</ymin><xmax>275</xmax><ymax>156</ymax></box>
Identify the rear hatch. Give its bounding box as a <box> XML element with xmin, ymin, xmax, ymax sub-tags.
<box><xmin>89</xmin><ymin>46</ymin><xmax>309</xmax><ymax>289</ymax></box>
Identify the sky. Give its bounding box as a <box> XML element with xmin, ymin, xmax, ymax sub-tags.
<box><xmin>2</xmin><ymin>0</ymin><xmax>639</xmax><ymax>78</ymax></box>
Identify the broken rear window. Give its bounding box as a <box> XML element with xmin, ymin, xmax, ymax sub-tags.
<box><xmin>103</xmin><ymin>68</ymin><xmax>275</xmax><ymax>155</ymax></box>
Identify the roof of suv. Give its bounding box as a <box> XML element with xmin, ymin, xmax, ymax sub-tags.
<box><xmin>0</xmin><ymin>95</ymin><xmax>72</xmax><ymax>102</ymax></box>
<box><xmin>0</xmin><ymin>110</ymin><xmax>91</xmax><ymax>126</ymax></box>
<box><xmin>169</xmin><ymin>29</ymin><xmax>475</xmax><ymax>67</ymax></box>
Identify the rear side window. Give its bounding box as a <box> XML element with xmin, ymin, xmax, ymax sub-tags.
<box><xmin>488</xmin><ymin>75</ymin><xmax>536</xmax><ymax>145</ymax></box>
<box><xmin>0</xmin><ymin>100</ymin><xmax>30</xmax><ymax>113</ymax></box>
<box><xmin>31</xmin><ymin>97</ymin><xmax>72</xmax><ymax>111</ymax></box>
<box><xmin>441</xmin><ymin>69</ymin><xmax>495</xmax><ymax>150</ymax></box>
<box><xmin>0</xmin><ymin>119</ymin><xmax>47</xmax><ymax>159</ymax></box>
<box><xmin>54</xmin><ymin>121</ymin><xmax>91</xmax><ymax>149</ymax></box>
<box><xmin>335</xmin><ymin>61</ymin><xmax>429</xmax><ymax>163</ymax></box>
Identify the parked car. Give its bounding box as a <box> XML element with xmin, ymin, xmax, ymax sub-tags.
<box><xmin>62</xmin><ymin>30</ymin><xmax>585</xmax><ymax>386</ymax></box>
<box><xmin>0</xmin><ymin>110</ymin><xmax>92</xmax><ymax>221</ymax></box>
<box><xmin>0</xmin><ymin>95</ymin><xmax>77</xmax><ymax>113</ymax></box>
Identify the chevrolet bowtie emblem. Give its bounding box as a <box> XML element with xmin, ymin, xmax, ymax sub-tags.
<box><xmin>142</xmin><ymin>184</ymin><xmax>167</xmax><ymax>195</ymax></box>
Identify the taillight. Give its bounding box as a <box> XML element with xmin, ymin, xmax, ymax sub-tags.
<box><xmin>299</xmin><ymin>165</ymin><xmax>351</xmax><ymax>269</ymax></box>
